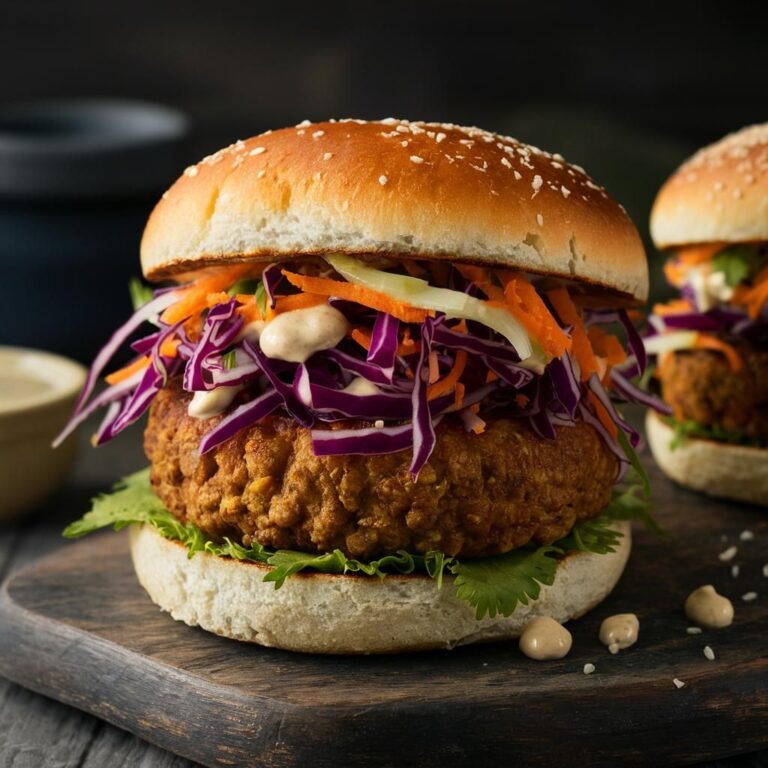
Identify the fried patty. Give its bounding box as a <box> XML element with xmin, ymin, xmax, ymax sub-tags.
<box><xmin>657</xmin><ymin>342</ymin><xmax>768</xmax><ymax>442</ymax></box>
<box><xmin>144</xmin><ymin>381</ymin><xmax>618</xmax><ymax>560</ymax></box>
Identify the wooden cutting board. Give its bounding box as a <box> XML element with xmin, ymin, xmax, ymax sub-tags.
<box><xmin>0</xmin><ymin>461</ymin><xmax>766</xmax><ymax>768</ymax></box>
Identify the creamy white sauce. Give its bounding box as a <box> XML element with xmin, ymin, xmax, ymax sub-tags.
<box><xmin>259</xmin><ymin>304</ymin><xmax>349</xmax><ymax>363</ymax></box>
<box><xmin>343</xmin><ymin>376</ymin><xmax>381</xmax><ymax>396</ymax></box>
<box><xmin>599</xmin><ymin>613</ymin><xmax>639</xmax><ymax>654</ymax></box>
<box><xmin>684</xmin><ymin>585</ymin><xmax>734</xmax><ymax>629</ymax></box>
<box><xmin>519</xmin><ymin>616</ymin><xmax>572</xmax><ymax>661</ymax></box>
<box><xmin>188</xmin><ymin>385</ymin><xmax>243</xmax><ymax>420</ymax></box>
<box><xmin>688</xmin><ymin>264</ymin><xmax>734</xmax><ymax>311</ymax></box>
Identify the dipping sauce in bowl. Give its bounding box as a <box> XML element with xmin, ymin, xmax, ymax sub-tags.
<box><xmin>0</xmin><ymin>346</ymin><xmax>86</xmax><ymax>519</ymax></box>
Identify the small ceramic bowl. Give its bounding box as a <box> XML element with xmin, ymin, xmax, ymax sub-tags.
<box><xmin>0</xmin><ymin>346</ymin><xmax>86</xmax><ymax>520</ymax></box>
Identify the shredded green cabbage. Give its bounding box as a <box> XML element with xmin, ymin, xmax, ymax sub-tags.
<box><xmin>325</xmin><ymin>254</ymin><xmax>545</xmax><ymax>369</ymax></box>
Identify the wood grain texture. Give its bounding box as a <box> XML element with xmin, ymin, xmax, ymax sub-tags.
<box><xmin>0</xmin><ymin>458</ymin><xmax>766</xmax><ymax>768</ymax></box>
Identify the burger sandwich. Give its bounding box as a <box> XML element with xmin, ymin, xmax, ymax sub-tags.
<box><xmin>58</xmin><ymin>119</ymin><xmax>665</xmax><ymax>653</ymax></box>
<box><xmin>646</xmin><ymin>123</ymin><xmax>768</xmax><ymax>506</ymax></box>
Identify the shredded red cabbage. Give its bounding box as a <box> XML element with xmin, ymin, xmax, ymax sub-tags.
<box><xmin>57</xmin><ymin>263</ymin><xmax>669</xmax><ymax>479</ymax></box>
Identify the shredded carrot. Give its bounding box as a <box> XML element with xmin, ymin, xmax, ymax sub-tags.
<box><xmin>455</xmin><ymin>265</ymin><xmax>506</xmax><ymax>302</ymax></box>
<box><xmin>351</xmin><ymin>327</ymin><xmax>421</xmax><ymax>356</ymax></box>
<box><xmin>105</xmin><ymin>356</ymin><xmax>150</xmax><ymax>385</ymax></box>
<box><xmin>235</xmin><ymin>296</ymin><xmax>262</xmax><ymax>324</ymax></box>
<box><xmin>428</xmin><ymin>350</ymin><xmax>468</xmax><ymax>401</ymax></box>
<box><xmin>469</xmin><ymin>402</ymin><xmax>480</xmax><ymax>415</ymax></box>
<box><xmin>587</xmin><ymin>390</ymin><xmax>619</xmax><ymax>441</ymax></box>
<box><xmin>281</xmin><ymin>270</ymin><xmax>429</xmax><ymax>324</ymax></box>
<box><xmin>206</xmin><ymin>291</ymin><xmax>230</xmax><ymax>308</ymax></box>
<box><xmin>104</xmin><ymin>339</ymin><xmax>180</xmax><ymax>385</ymax></box>
<box><xmin>546</xmin><ymin>287</ymin><xmax>598</xmax><ymax>380</ymax></box>
<box><xmin>162</xmin><ymin>265</ymin><xmax>253</xmax><ymax>324</ymax></box>
<box><xmin>454</xmin><ymin>382</ymin><xmax>466</xmax><ymax>409</ymax></box>
<box><xmin>485</xmin><ymin>370</ymin><xmax>499</xmax><ymax>383</ymax></box>
<box><xmin>694</xmin><ymin>334</ymin><xmax>743</xmax><ymax>372</ymax></box>
<box><xmin>271</xmin><ymin>293</ymin><xmax>327</xmax><ymax>316</ymax></box>
<box><xmin>664</xmin><ymin>243</ymin><xmax>726</xmax><ymax>286</ymax></box>
<box><xmin>732</xmin><ymin>264</ymin><xmax>768</xmax><ymax>319</ymax></box>
<box><xmin>653</xmin><ymin>298</ymin><xmax>693</xmax><ymax>316</ymax></box>
<box><xmin>428</xmin><ymin>350</ymin><xmax>440</xmax><ymax>384</ymax></box>
<box><xmin>515</xmin><ymin>393</ymin><xmax>529</xmax><ymax>408</ymax></box>
<box><xmin>402</xmin><ymin>260</ymin><xmax>428</xmax><ymax>278</ymax></box>
<box><xmin>626</xmin><ymin>309</ymin><xmax>644</xmax><ymax>322</ymax></box>
<box><xmin>451</xmin><ymin>319</ymin><xmax>468</xmax><ymax>334</ymax></box>
<box><xmin>501</xmin><ymin>273</ymin><xmax>572</xmax><ymax>358</ymax></box>
<box><xmin>588</xmin><ymin>326</ymin><xmax>627</xmax><ymax>369</ymax></box>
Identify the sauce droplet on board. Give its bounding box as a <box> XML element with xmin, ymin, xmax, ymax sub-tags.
<box><xmin>519</xmin><ymin>616</ymin><xmax>572</xmax><ymax>660</ymax></box>
<box><xmin>599</xmin><ymin>613</ymin><xmax>639</xmax><ymax>654</ymax></box>
<box><xmin>684</xmin><ymin>585</ymin><xmax>734</xmax><ymax>629</ymax></box>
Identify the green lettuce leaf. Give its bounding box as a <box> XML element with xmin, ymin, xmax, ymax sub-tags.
<box><xmin>64</xmin><ymin>469</ymin><xmax>658</xmax><ymax>619</ymax></box>
<box><xmin>129</xmin><ymin>278</ymin><xmax>154</xmax><ymax>311</ymax></box>
<box><xmin>712</xmin><ymin>245</ymin><xmax>761</xmax><ymax>288</ymax></box>
<box><xmin>666</xmin><ymin>416</ymin><xmax>760</xmax><ymax>450</ymax></box>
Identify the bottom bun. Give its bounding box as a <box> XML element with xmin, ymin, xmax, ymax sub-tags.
<box><xmin>646</xmin><ymin>411</ymin><xmax>768</xmax><ymax>506</ymax></box>
<box><xmin>130</xmin><ymin>521</ymin><xmax>631</xmax><ymax>654</ymax></box>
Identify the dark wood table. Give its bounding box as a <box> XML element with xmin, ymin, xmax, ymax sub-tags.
<box><xmin>0</xmin><ymin>415</ymin><xmax>765</xmax><ymax>767</ymax></box>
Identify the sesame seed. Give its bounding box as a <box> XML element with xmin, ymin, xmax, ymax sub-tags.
<box><xmin>313</xmin><ymin>172</ymin><xmax>322</xmax><ymax>182</ymax></box>
<box><xmin>763</xmin><ymin>564</ymin><xmax>768</xmax><ymax>578</ymax></box>
<box><xmin>608</xmin><ymin>643</ymin><xmax>619</xmax><ymax>655</ymax></box>
<box><xmin>742</xmin><ymin>591</ymin><xmax>758</xmax><ymax>602</ymax></box>
<box><xmin>396</xmin><ymin>125</ymin><xmax>409</xmax><ymax>133</ymax></box>
<box><xmin>561</xmin><ymin>185</ymin><xmax>571</xmax><ymax>198</ymax></box>
<box><xmin>470</xmin><ymin>164</ymin><xmax>486</xmax><ymax>173</ymax></box>
<box><xmin>459</xmin><ymin>139</ymin><xmax>474</xmax><ymax>147</ymax></box>
<box><xmin>312</xmin><ymin>130</ymin><xmax>325</xmax><ymax>139</ymax></box>
<box><xmin>374</xmin><ymin>419</ymin><xmax>384</xmax><ymax>428</ymax></box>
<box><xmin>733</xmin><ymin>188</ymin><xmax>743</xmax><ymax>199</ymax></box>
<box><xmin>532</xmin><ymin>178</ymin><xmax>544</xmax><ymax>198</ymax></box>
<box><xmin>257</xmin><ymin>170</ymin><xmax>266</xmax><ymax>179</ymax></box>
<box><xmin>719</xmin><ymin>546</ymin><xmax>738</xmax><ymax>562</ymax></box>
<box><xmin>426</xmin><ymin>131</ymin><xmax>435</xmax><ymax>139</ymax></box>
<box><xmin>296</xmin><ymin>119</ymin><xmax>311</xmax><ymax>127</ymax></box>
<box><xmin>378</xmin><ymin>175</ymin><xmax>388</xmax><ymax>186</ymax></box>
<box><xmin>501</xmin><ymin>157</ymin><xmax>512</xmax><ymax>169</ymax></box>
<box><xmin>686</xmin><ymin>626</ymin><xmax>702</xmax><ymax>635</ymax></box>
<box><xmin>184</xmin><ymin>165</ymin><xmax>199</xmax><ymax>177</ymax></box>
<box><xmin>249</xmin><ymin>147</ymin><xmax>266</xmax><ymax>156</ymax></box>
<box><xmin>435</xmin><ymin>132</ymin><xmax>447</xmax><ymax>143</ymax></box>
<box><xmin>732</xmin><ymin>565</ymin><xmax>740</xmax><ymax>578</ymax></box>
<box><xmin>739</xmin><ymin>529</ymin><xmax>754</xmax><ymax>541</ymax></box>
<box><xmin>583</xmin><ymin>663</ymin><xmax>596</xmax><ymax>675</ymax></box>
<box><xmin>514</xmin><ymin>171</ymin><xmax>522</xmax><ymax>181</ymax></box>
<box><xmin>323</xmin><ymin>152</ymin><xmax>333</xmax><ymax>161</ymax></box>
<box><xmin>536</xmin><ymin>213</ymin><xmax>544</xmax><ymax>226</ymax></box>
<box><xmin>410</xmin><ymin>155</ymin><xmax>425</xmax><ymax>164</ymax></box>
<box><xmin>703</xmin><ymin>646</ymin><xmax>716</xmax><ymax>661</ymax></box>
<box><xmin>297</xmin><ymin>130</ymin><xmax>306</xmax><ymax>136</ymax></box>
<box><xmin>673</xmin><ymin>678</ymin><xmax>686</xmax><ymax>689</ymax></box>
<box><xmin>401</xmin><ymin>140</ymin><xmax>410</xmax><ymax>148</ymax></box>
<box><xmin>232</xmin><ymin>156</ymin><xmax>244</xmax><ymax>168</ymax></box>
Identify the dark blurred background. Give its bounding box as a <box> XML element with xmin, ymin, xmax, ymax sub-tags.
<box><xmin>1</xmin><ymin>0</ymin><xmax>766</xmax><ymax>360</ymax></box>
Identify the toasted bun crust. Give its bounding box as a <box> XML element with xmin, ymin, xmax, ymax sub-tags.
<box><xmin>651</xmin><ymin>123</ymin><xmax>768</xmax><ymax>249</ymax></box>
<box><xmin>646</xmin><ymin>411</ymin><xmax>768</xmax><ymax>506</ymax></box>
<box><xmin>141</xmin><ymin>119</ymin><xmax>648</xmax><ymax>303</ymax></box>
<box><xmin>130</xmin><ymin>521</ymin><xmax>631</xmax><ymax>654</ymax></box>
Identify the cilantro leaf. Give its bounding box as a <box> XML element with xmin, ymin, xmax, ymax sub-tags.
<box><xmin>228</xmin><ymin>278</ymin><xmax>261</xmax><ymax>297</ymax></box>
<box><xmin>666</xmin><ymin>416</ymin><xmax>760</xmax><ymax>450</ymax></box>
<box><xmin>449</xmin><ymin>546</ymin><xmax>560</xmax><ymax>620</ymax></box>
<box><xmin>557</xmin><ymin>517</ymin><xmax>623</xmax><ymax>555</ymax></box>
<box><xmin>129</xmin><ymin>278</ymin><xmax>154</xmax><ymax>311</ymax></box>
<box><xmin>617</xmin><ymin>429</ymin><xmax>650</xmax><ymax>497</ymax></box>
<box><xmin>712</xmin><ymin>245</ymin><xmax>761</xmax><ymax>288</ymax></box>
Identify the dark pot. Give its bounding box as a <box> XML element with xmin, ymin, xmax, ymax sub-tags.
<box><xmin>0</xmin><ymin>99</ymin><xmax>189</xmax><ymax>362</ymax></box>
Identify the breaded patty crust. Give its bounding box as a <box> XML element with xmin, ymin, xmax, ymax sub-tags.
<box><xmin>145</xmin><ymin>381</ymin><xmax>619</xmax><ymax>560</ymax></box>
<box><xmin>657</xmin><ymin>342</ymin><xmax>768</xmax><ymax>442</ymax></box>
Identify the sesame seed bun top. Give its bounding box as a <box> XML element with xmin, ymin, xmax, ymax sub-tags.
<box><xmin>651</xmin><ymin>123</ymin><xmax>768</xmax><ymax>250</ymax></box>
<box><xmin>141</xmin><ymin>118</ymin><xmax>648</xmax><ymax>303</ymax></box>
